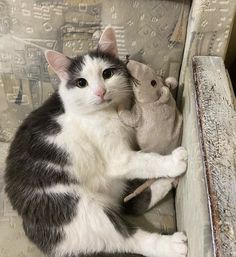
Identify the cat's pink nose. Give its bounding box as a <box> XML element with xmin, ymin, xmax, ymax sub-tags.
<box><xmin>95</xmin><ymin>87</ymin><xmax>106</xmax><ymax>98</ymax></box>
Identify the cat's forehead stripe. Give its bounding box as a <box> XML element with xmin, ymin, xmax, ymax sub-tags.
<box><xmin>66</xmin><ymin>50</ymin><xmax>130</xmax><ymax>89</ymax></box>
<box><xmin>68</xmin><ymin>55</ymin><xmax>85</xmax><ymax>75</ymax></box>
<box><xmin>68</xmin><ymin>54</ymin><xmax>111</xmax><ymax>78</ymax></box>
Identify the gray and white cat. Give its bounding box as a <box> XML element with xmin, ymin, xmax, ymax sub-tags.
<box><xmin>4</xmin><ymin>27</ymin><xmax>187</xmax><ymax>257</ymax></box>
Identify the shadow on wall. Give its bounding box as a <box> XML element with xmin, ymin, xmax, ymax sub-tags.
<box><xmin>225</xmin><ymin>13</ymin><xmax>236</xmax><ymax>94</ymax></box>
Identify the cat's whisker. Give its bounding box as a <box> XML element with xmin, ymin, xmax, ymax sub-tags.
<box><xmin>108</xmin><ymin>89</ymin><xmax>134</xmax><ymax>93</ymax></box>
<box><xmin>109</xmin><ymin>88</ymin><xmax>133</xmax><ymax>91</ymax></box>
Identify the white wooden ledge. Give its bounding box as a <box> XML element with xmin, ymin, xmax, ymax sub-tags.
<box><xmin>193</xmin><ymin>56</ymin><xmax>236</xmax><ymax>257</ymax></box>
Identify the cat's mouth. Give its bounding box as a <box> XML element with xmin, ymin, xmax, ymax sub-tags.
<box><xmin>95</xmin><ymin>98</ymin><xmax>112</xmax><ymax>105</ymax></box>
<box><xmin>102</xmin><ymin>99</ymin><xmax>112</xmax><ymax>104</ymax></box>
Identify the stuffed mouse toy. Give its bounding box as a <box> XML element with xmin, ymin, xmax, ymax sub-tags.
<box><xmin>118</xmin><ymin>60</ymin><xmax>183</xmax><ymax>201</ymax></box>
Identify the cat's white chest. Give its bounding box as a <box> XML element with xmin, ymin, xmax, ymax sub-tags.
<box><xmin>85</xmin><ymin>110</ymin><xmax>131</xmax><ymax>142</ymax></box>
<box><xmin>52</xmin><ymin>109</ymin><xmax>133</xmax><ymax>193</ymax></box>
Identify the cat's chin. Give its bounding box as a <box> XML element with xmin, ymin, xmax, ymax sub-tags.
<box><xmin>84</xmin><ymin>97</ymin><xmax>129</xmax><ymax>113</ymax></box>
<box><xmin>85</xmin><ymin>99</ymin><xmax>113</xmax><ymax>113</ymax></box>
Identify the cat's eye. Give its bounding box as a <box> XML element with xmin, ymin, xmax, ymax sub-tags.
<box><xmin>76</xmin><ymin>78</ymin><xmax>88</xmax><ymax>88</ymax></box>
<box><xmin>151</xmin><ymin>80</ymin><xmax>157</xmax><ymax>87</ymax></box>
<box><xmin>102</xmin><ymin>68</ymin><xmax>114</xmax><ymax>79</ymax></box>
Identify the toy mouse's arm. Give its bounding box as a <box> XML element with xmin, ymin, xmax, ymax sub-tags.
<box><xmin>118</xmin><ymin>104</ymin><xmax>141</xmax><ymax>128</ymax></box>
<box><xmin>165</xmin><ymin>77</ymin><xmax>178</xmax><ymax>90</ymax></box>
<box><xmin>154</xmin><ymin>86</ymin><xmax>171</xmax><ymax>106</ymax></box>
<box><xmin>160</xmin><ymin>86</ymin><xmax>171</xmax><ymax>103</ymax></box>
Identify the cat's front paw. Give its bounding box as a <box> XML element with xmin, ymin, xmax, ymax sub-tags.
<box><xmin>168</xmin><ymin>147</ymin><xmax>188</xmax><ymax>177</ymax></box>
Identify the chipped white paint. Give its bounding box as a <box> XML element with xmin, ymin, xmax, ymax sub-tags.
<box><xmin>193</xmin><ymin>56</ymin><xmax>236</xmax><ymax>257</ymax></box>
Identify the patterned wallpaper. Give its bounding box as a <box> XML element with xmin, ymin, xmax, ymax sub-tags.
<box><xmin>0</xmin><ymin>0</ymin><xmax>190</xmax><ymax>142</ymax></box>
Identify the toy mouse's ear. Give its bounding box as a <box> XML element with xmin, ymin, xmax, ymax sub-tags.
<box><xmin>45</xmin><ymin>50</ymin><xmax>71</xmax><ymax>81</ymax></box>
<box><xmin>165</xmin><ymin>77</ymin><xmax>178</xmax><ymax>90</ymax></box>
<box><xmin>127</xmin><ymin>60</ymin><xmax>142</xmax><ymax>78</ymax></box>
<box><xmin>98</xmin><ymin>26</ymin><xmax>118</xmax><ymax>57</ymax></box>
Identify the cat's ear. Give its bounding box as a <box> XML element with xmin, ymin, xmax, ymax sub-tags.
<box><xmin>98</xmin><ymin>26</ymin><xmax>118</xmax><ymax>57</ymax></box>
<box><xmin>45</xmin><ymin>50</ymin><xmax>71</xmax><ymax>81</ymax></box>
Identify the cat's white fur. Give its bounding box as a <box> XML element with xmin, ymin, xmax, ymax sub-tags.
<box><xmin>45</xmin><ymin>26</ymin><xmax>187</xmax><ymax>257</ymax></box>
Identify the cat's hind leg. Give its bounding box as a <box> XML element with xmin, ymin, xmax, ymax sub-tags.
<box><xmin>54</xmin><ymin>195</ymin><xmax>187</xmax><ymax>257</ymax></box>
<box><xmin>130</xmin><ymin>230</ymin><xmax>187</xmax><ymax>257</ymax></box>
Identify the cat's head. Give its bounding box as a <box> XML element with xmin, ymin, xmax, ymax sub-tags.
<box><xmin>45</xmin><ymin>27</ymin><xmax>133</xmax><ymax>113</ymax></box>
<box><xmin>127</xmin><ymin>60</ymin><xmax>164</xmax><ymax>104</ymax></box>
